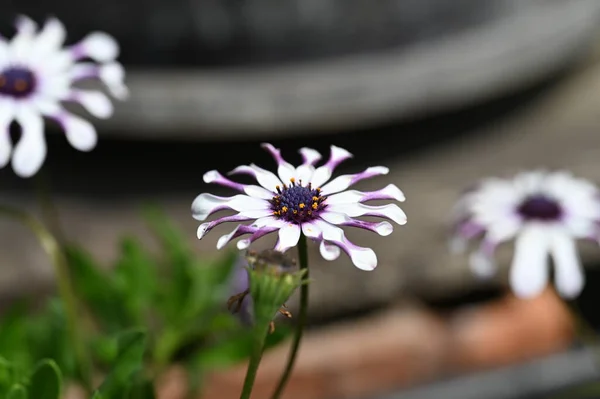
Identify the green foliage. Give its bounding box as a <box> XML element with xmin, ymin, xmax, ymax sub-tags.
<box><xmin>0</xmin><ymin>358</ymin><xmax>61</xmax><ymax>399</ymax></box>
<box><xmin>0</xmin><ymin>207</ymin><xmax>293</xmax><ymax>396</ymax></box>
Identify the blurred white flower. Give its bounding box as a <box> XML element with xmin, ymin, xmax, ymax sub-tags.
<box><xmin>451</xmin><ymin>170</ymin><xmax>600</xmax><ymax>299</ymax></box>
<box><xmin>0</xmin><ymin>15</ymin><xmax>128</xmax><ymax>178</ymax></box>
<box><xmin>192</xmin><ymin>143</ymin><xmax>407</xmax><ymax>270</ymax></box>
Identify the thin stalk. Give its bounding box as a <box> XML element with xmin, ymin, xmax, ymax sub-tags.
<box><xmin>239</xmin><ymin>323</ymin><xmax>270</xmax><ymax>399</ymax></box>
<box><xmin>270</xmin><ymin>234</ymin><xmax>309</xmax><ymax>399</ymax></box>
<box><xmin>34</xmin><ymin>172</ymin><xmax>67</xmax><ymax>246</ymax></box>
<box><xmin>0</xmin><ymin>205</ymin><xmax>93</xmax><ymax>392</ymax></box>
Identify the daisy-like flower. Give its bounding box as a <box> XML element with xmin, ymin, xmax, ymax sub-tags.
<box><xmin>0</xmin><ymin>15</ymin><xmax>128</xmax><ymax>177</ymax></box>
<box><xmin>451</xmin><ymin>170</ymin><xmax>600</xmax><ymax>299</ymax></box>
<box><xmin>192</xmin><ymin>143</ymin><xmax>407</xmax><ymax>270</ymax></box>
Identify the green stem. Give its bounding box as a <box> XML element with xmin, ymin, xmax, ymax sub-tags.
<box><xmin>0</xmin><ymin>205</ymin><xmax>93</xmax><ymax>392</ymax></box>
<box><xmin>34</xmin><ymin>172</ymin><xmax>67</xmax><ymax>246</ymax></box>
<box><xmin>239</xmin><ymin>324</ymin><xmax>270</xmax><ymax>399</ymax></box>
<box><xmin>270</xmin><ymin>234</ymin><xmax>309</xmax><ymax>399</ymax></box>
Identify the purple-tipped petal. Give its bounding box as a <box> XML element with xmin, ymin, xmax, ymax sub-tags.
<box><xmin>319</xmin><ymin>212</ymin><xmax>393</xmax><ymax>236</ymax></box>
<box><xmin>315</xmin><ymin>220</ymin><xmax>377</xmax><ymax>270</ymax></box>
<box><xmin>326</xmin><ymin>184</ymin><xmax>405</xmax><ymax>205</ymax></box>
<box><xmin>274</xmin><ymin>223</ymin><xmax>301</xmax><ymax>252</ymax></box>
<box><xmin>320</xmin><ymin>166</ymin><xmax>389</xmax><ymax>195</ymax></box>
<box><xmin>217</xmin><ymin>225</ymin><xmax>259</xmax><ymax>249</ymax></box>
<box><xmin>299</xmin><ymin>147</ymin><xmax>322</xmax><ymax>166</ymax></box>
<box><xmin>204</xmin><ymin>170</ymin><xmax>273</xmax><ymax>199</ymax></box>
<box><xmin>326</xmin><ymin>202</ymin><xmax>407</xmax><ymax>225</ymax></box>
<box><xmin>197</xmin><ymin>214</ymin><xmax>255</xmax><ymax>239</ymax></box>
<box><xmin>310</xmin><ymin>146</ymin><xmax>353</xmax><ymax>188</ymax></box>
<box><xmin>237</xmin><ymin>225</ymin><xmax>281</xmax><ymax>249</ymax></box>
<box><xmin>261</xmin><ymin>143</ymin><xmax>297</xmax><ymax>184</ymax></box>
<box><xmin>69</xmin><ymin>31</ymin><xmax>119</xmax><ymax>62</ymax></box>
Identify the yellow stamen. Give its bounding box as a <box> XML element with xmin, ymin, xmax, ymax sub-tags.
<box><xmin>312</xmin><ymin>196</ymin><xmax>319</xmax><ymax>201</ymax></box>
<box><xmin>293</xmin><ymin>210</ymin><xmax>298</xmax><ymax>214</ymax></box>
<box><xmin>281</xmin><ymin>206</ymin><xmax>288</xmax><ymax>213</ymax></box>
<box><xmin>299</xmin><ymin>203</ymin><xmax>305</xmax><ymax>209</ymax></box>
<box><xmin>312</xmin><ymin>203</ymin><xmax>318</xmax><ymax>210</ymax></box>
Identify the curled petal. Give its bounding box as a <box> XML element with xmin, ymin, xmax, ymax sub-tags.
<box><xmin>261</xmin><ymin>143</ymin><xmax>296</xmax><ymax>184</ymax></box>
<box><xmin>310</xmin><ymin>145</ymin><xmax>353</xmax><ymax>188</ymax></box>
<box><xmin>69</xmin><ymin>62</ymin><xmax>129</xmax><ymax>100</ymax></box>
<box><xmin>197</xmin><ymin>214</ymin><xmax>254</xmax><ymax>239</ymax></box>
<box><xmin>229</xmin><ymin>164</ymin><xmax>281</xmax><ymax>192</ymax></box>
<box><xmin>274</xmin><ymin>223</ymin><xmax>301</xmax><ymax>252</ymax></box>
<box><xmin>237</xmin><ymin>225</ymin><xmax>280</xmax><ymax>249</ymax></box>
<box><xmin>203</xmin><ymin>170</ymin><xmax>273</xmax><ymax>199</ymax></box>
<box><xmin>319</xmin><ymin>212</ymin><xmax>393</xmax><ymax>236</ymax></box>
<box><xmin>12</xmin><ymin>105</ymin><xmax>46</xmax><ymax>178</ymax></box>
<box><xmin>320</xmin><ymin>166</ymin><xmax>389</xmax><ymax>195</ymax></box>
<box><xmin>299</xmin><ymin>147</ymin><xmax>321</xmax><ymax>166</ymax></box>
<box><xmin>319</xmin><ymin>240</ymin><xmax>341</xmax><ymax>261</ymax></box>
<box><xmin>315</xmin><ymin>220</ymin><xmax>377</xmax><ymax>270</ymax></box>
<box><xmin>217</xmin><ymin>225</ymin><xmax>258</xmax><ymax>250</ymax></box>
<box><xmin>51</xmin><ymin>111</ymin><xmax>98</xmax><ymax>151</ymax></box>
<box><xmin>70</xmin><ymin>31</ymin><xmax>119</xmax><ymax>62</ymax></box>
<box><xmin>326</xmin><ymin>184</ymin><xmax>405</xmax><ymax>205</ymax></box>
<box><xmin>327</xmin><ymin>202</ymin><xmax>407</xmax><ymax>225</ymax></box>
<box><xmin>191</xmin><ymin>193</ymin><xmax>270</xmax><ymax>221</ymax></box>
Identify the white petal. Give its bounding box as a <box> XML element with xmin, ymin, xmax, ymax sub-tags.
<box><xmin>320</xmin><ymin>166</ymin><xmax>389</xmax><ymax>195</ymax></box>
<box><xmin>469</xmin><ymin>251</ymin><xmax>497</xmax><ymax>278</ymax></box>
<box><xmin>15</xmin><ymin>15</ymin><xmax>37</xmax><ymax>35</ymax></box>
<box><xmin>315</xmin><ymin>220</ymin><xmax>377</xmax><ymax>270</ymax></box>
<box><xmin>319</xmin><ymin>240</ymin><xmax>341</xmax><ymax>261</ymax></box>
<box><xmin>295</xmin><ymin>164</ymin><xmax>315</xmax><ymax>185</ymax></box>
<box><xmin>99</xmin><ymin>63</ymin><xmax>128</xmax><ymax>100</ymax></box>
<box><xmin>191</xmin><ymin>193</ymin><xmax>270</xmax><ymax>221</ymax></box>
<box><xmin>76</xmin><ymin>32</ymin><xmax>119</xmax><ymax>62</ymax></box>
<box><xmin>31</xmin><ymin>17</ymin><xmax>66</xmax><ymax>57</ymax></box>
<box><xmin>0</xmin><ymin>100</ymin><xmax>15</xmax><ymax>167</ymax></box>
<box><xmin>68</xmin><ymin>90</ymin><xmax>114</xmax><ymax>119</ymax></box>
<box><xmin>11</xmin><ymin>105</ymin><xmax>46</xmax><ymax>178</ymax></box>
<box><xmin>310</xmin><ymin>145</ymin><xmax>353</xmax><ymax>188</ymax></box>
<box><xmin>326</xmin><ymin>184</ymin><xmax>405</xmax><ymax>205</ymax></box>
<box><xmin>550</xmin><ymin>230</ymin><xmax>584</xmax><ymax>298</ymax></box>
<box><xmin>250</xmin><ymin>216</ymin><xmax>285</xmax><ymax>229</ymax></box>
<box><xmin>327</xmin><ymin>202</ymin><xmax>407</xmax><ymax>225</ymax></box>
<box><xmin>274</xmin><ymin>224</ymin><xmax>301</xmax><ymax>252</ymax></box>
<box><xmin>229</xmin><ymin>164</ymin><xmax>282</xmax><ymax>191</ymax></box>
<box><xmin>509</xmin><ymin>226</ymin><xmax>550</xmax><ymax>299</ymax></box>
<box><xmin>261</xmin><ymin>143</ymin><xmax>296</xmax><ymax>184</ymax></box>
<box><xmin>301</xmin><ymin>222</ymin><xmax>322</xmax><ymax>239</ymax></box>
<box><xmin>60</xmin><ymin>113</ymin><xmax>98</xmax><ymax>151</ymax></box>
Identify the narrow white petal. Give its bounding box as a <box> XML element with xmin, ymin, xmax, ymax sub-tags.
<box><xmin>550</xmin><ymin>230</ymin><xmax>584</xmax><ymax>298</ymax></box>
<box><xmin>261</xmin><ymin>143</ymin><xmax>296</xmax><ymax>183</ymax></box>
<box><xmin>75</xmin><ymin>32</ymin><xmax>119</xmax><ymax>62</ymax></box>
<box><xmin>327</xmin><ymin>202</ymin><xmax>407</xmax><ymax>225</ymax></box>
<box><xmin>250</xmin><ymin>216</ymin><xmax>285</xmax><ymax>228</ymax></box>
<box><xmin>31</xmin><ymin>17</ymin><xmax>66</xmax><ymax>57</ymax></box>
<box><xmin>326</xmin><ymin>184</ymin><xmax>405</xmax><ymax>205</ymax></box>
<box><xmin>68</xmin><ymin>90</ymin><xmax>114</xmax><ymax>119</ymax></box>
<box><xmin>11</xmin><ymin>105</ymin><xmax>46</xmax><ymax>178</ymax></box>
<box><xmin>469</xmin><ymin>251</ymin><xmax>497</xmax><ymax>278</ymax></box>
<box><xmin>60</xmin><ymin>113</ymin><xmax>98</xmax><ymax>151</ymax></box>
<box><xmin>309</xmin><ymin>145</ymin><xmax>353</xmax><ymax>187</ymax></box>
<box><xmin>299</xmin><ymin>147</ymin><xmax>321</xmax><ymax>166</ymax></box>
<box><xmin>320</xmin><ymin>166</ymin><xmax>389</xmax><ymax>195</ymax></box>
<box><xmin>301</xmin><ymin>221</ymin><xmax>322</xmax><ymax>239</ymax></box>
<box><xmin>274</xmin><ymin>224</ymin><xmax>301</xmax><ymax>252</ymax></box>
<box><xmin>315</xmin><ymin>220</ymin><xmax>377</xmax><ymax>270</ymax></box>
<box><xmin>229</xmin><ymin>164</ymin><xmax>282</xmax><ymax>191</ymax></box>
<box><xmin>509</xmin><ymin>226</ymin><xmax>550</xmax><ymax>299</ymax></box>
<box><xmin>295</xmin><ymin>164</ymin><xmax>315</xmax><ymax>184</ymax></box>
<box><xmin>0</xmin><ymin>100</ymin><xmax>16</xmax><ymax>167</ymax></box>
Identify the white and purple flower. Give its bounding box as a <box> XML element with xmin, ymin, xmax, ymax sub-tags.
<box><xmin>451</xmin><ymin>170</ymin><xmax>600</xmax><ymax>299</ymax></box>
<box><xmin>192</xmin><ymin>143</ymin><xmax>407</xmax><ymax>270</ymax></box>
<box><xmin>0</xmin><ymin>15</ymin><xmax>128</xmax><ymax>178</ymax></box>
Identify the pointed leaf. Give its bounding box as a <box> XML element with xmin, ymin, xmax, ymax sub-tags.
<box><xmin>28</xmin><ymin>359</ymin><xmax>62</xmax><ymax>399</ymax></box>
<box><xmin>96</xmin><ymin>329</ymin><xmax>147</xmax><ymax>398</ymax></box>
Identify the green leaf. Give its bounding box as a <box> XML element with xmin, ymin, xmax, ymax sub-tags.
<box><xmin>28</xmin><ymin>359</ymin><xmax>62</xmax><ymax>399</ymax></box>
<box><xmin>7</xmin><ymin>384</ymin><xmax>27</xmax><ymax>399</ymax></box>
<box><xmin>96</xmin><ymin>329</ymin><xmax>147</xmax><ymax>398</ymax></box>
<box><xmin>65</xmin><ymin>245</ymin><xmax>131</xmax><ymax>331</ymax></box>
<box><xmin>0</xmin><ymin>357</ymin><xmax>17</xmax><ymax>396</ymax></box>
<box><xmin>125</xmin><ymin>378</ymin><xmax>156</xmax><ymax>399</ymax></box>
<box><xmin>0</xmin><ymin>302</ymin><xmax>32</xmax><ymax>371</ymax></box>
<box><xmin>114</xmin><ymin>236</ymin><xmax>158</xmax><ymax>325</ymax></box>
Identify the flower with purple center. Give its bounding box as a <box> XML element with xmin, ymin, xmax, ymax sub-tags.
<box><xmin>451</xmin><ymin>170</ymin><xmax>600</xmax><ymax>299</ymax></box>
<box><xmin>192</xmin><ymin>143</ymin><xmax>407</xmax><ymax>270</ymax></box>
<box><xmin>0</xmin><ymin>15</ymin><xmax>128</xmax><ymax>178</ymax></box>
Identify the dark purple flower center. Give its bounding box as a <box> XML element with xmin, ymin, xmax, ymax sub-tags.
<box><xmin>269</xmin><ymin>178</ymin><xmax>326</xmax><ymax>224</ymax></box>
<box><xmin>517</xmin><ymin>194</ymin><xmax>562</xmax><ymax>221</ymax></box>
<box><xmin>0</xmin><ymin>67</ymin><xmax>37</xmax><ymax>98</ymax></box>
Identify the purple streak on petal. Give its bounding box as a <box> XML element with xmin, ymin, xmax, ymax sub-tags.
<box><xmin>197</xmin><ymin>214</ymin><xmax>254</xmax><ymax>239</ymax></box>
<box><xmin>456</xmin><ymin>220</ymin><xmax>486</xmax><ymax>240</ymax></box>
<box><xmin>237</xmin><ymin>226</ymin><xmax>280</xmax><ymax>249</ymax></box>
<box><xmin>359</xmin><ymin>185</ymin><xmax>404</xmax><ymax>202</ymax></box>
<box><xmin>203</xmin><ymin>170</ymin><xmax>246</xmax><ymax>192</ymax></box>
<box><xmin>299</xmin><ymin>148</ymin><xmax>321</xmax><ymax>166</ymax></box>
<box><xmin>217</xmin><ymin>224</ymin><xmax>260</xmax><ymax>249</ymax></box>
<box><xmin>339</xmin><ymin>219</ymin><xmax>393</xmax><ymax>236</ymax></box>
<box><xmin>230</xmin><ymin>255</ymin><xmax>253</xmax><ymax>325</ymax></box>
<box><xmin>324</xmin><ymin>145</ymin><xmax>353</xmax><ymax>171</ymax></box>
<box><xmin>261</xmin><ymin>143</ymin><xmax>288</xmax><ymax>166</ymax></box>
<box><xmin>349</xmin><ymin>167</ymin><xmax>388</xmax><ymax>186</ymax></box>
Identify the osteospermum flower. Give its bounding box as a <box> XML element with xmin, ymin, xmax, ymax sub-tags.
<box><xmin>451</xmin><ymin>170</ymin><xmax>600</xmax><ymax>299</ymax></box>
<box><xmin>0</xmin><ymin>15</ymin><xmax>128</xmax><ymax>177</ymax></box>
<box><xmin>192</xmin><ymin>144</ymin><xmax>407</xmax><ymax>270</ymax></box>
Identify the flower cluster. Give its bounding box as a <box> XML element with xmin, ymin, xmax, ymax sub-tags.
<box><xmin>192</xmin><ymin>143</ymin><xmax>407</xmax><ymax>270</ymax></box>
<box><xmin>451</xmin><ymin>170</ymin><xmax>600</xmax><ymax>299</ymax></box>
<box><xmin>0</xmin><ymin>15</ymin><xmax>127</xmax><ymax>178</ymax></box>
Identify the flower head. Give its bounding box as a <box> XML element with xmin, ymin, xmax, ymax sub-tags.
<box><xmin>192</xmin><ymin>143</ymin><xmax>407</xmax><ymax>270</ymax></box>
<box><xmin>0</xmin><ymin>15</ymin><xmax>128</xmax><ymax>177</ymax></box>
<box><xmin>451</xmin><ymin>170</ymin><xmax>600</xmax><ymax>299</ymax></box>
